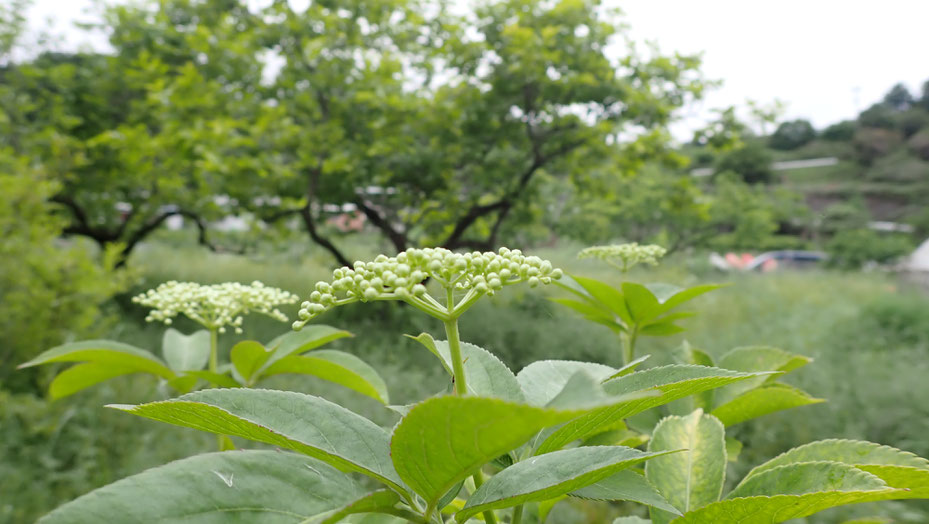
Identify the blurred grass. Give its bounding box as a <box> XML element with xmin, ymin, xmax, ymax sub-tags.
<box><xmin>5</xmin><ymin>237</ymin><xmax>929</xmax><ymax>522</ymax></box>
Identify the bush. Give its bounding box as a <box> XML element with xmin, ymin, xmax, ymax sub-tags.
<box><xmin>821</xmin><ymin>120</ymin><xmax>856</xmax><ymax>141</ymax></box>
<box><xmin>897</xmin><ymin>108</ymin><xmax>929</xmax><ymax>138</ymax></box>
<box><xmin>0</xmin><ymin>155</ymin><xmax>125</xmax><ymax>392</ymax></box>
<box><xmin>859</xmin><ymin>103</ymin><xmax>898</xmax><ymax>129</ymax></box>
<box><xmin>853</xmin><ymin>128</ymin><xmax>903</xmax><ymax>166</ymax></box>
<box><xmin>825</xmin><ymin>229</ymin><xmax>914</xmax><ymax>269</ymax></box>
<box><xmin>769</xmin><ymin>119</ymin><xmax>816</xmax><ymax>150</ymax></box>
<box><xmin>715</xmin><ymin>141</ymin><xmax>774</xmax><ymax>184</ymax></box>
<box><xmin>908</xmin><ymin>130</ymin><xmax>929</xmax><ymax>161</ymax></box>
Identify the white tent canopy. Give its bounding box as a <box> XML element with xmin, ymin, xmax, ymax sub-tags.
<box><xmin>904</xmin><ymin>237</ymin><xmax>929</xmax><ymax>272</ymax></box>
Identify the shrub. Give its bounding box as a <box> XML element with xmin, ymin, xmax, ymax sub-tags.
<box><xmin>769</xmin><ymin>119</ymin><xmax>816</xmax><ymax>150</ymax></box>
<box><xmin>908</xmin><ymin>130</ymin><xmax>929</xmax><ymax>161</ymax></box>
<box><xmin>715</xmin><ymin>141</ymin><xmax>774</xmax><ymax>184</ymax></box>
<box><xmin>853</xmin><ymin>128</ymin><xmax>903</xmax><ymax>166</ymax></box>
<box><xmin>821</xmin><ymin>120</ymin><xmax>856</xmax><ymax>141</ymax></box>
<box><xmin>826</xmin><ymin>229</ymin><xmax>914</xmax><ymax>269</ymax></box>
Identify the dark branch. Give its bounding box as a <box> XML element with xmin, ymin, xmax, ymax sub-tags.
<box><xmin>354</xmin><ymin>198</ymin><xmax>407</xmax><ymax>253</ymax></box>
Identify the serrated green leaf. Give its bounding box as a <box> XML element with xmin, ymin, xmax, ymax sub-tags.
<box><xmin>231</xmin><ymin>340</ymin><xmax>270</xmax><ymax>384</ymax></box>
<box><xmin>856</xmin><ymin>465</ymin><xmax>929</xmax><ymax>497</ymax></box>
<box><xmin>714</xmin><ymin>346</ymin><xmax>810</xmax><ymax>406</ymax></box>
<box><xmin>534</xmin><ymin>366</ymin><xmax>769</xmax><ymax>455</ymax></box>
<box><xmin>457</xmin><ymin>446</ymin><xmax>677</xmax><ymax>522</ymax></box>
<box><xmin>161</xmin><ymin>328</ymin><xmax>210</xmax><ymax>372</ymax></box>
<box><xmin>19</xmin><ymin>340</ymin><xmax>175</xmax><ymax>379</ymax></box>
<box><xmin>549</xmin><ymin>298</ymin><xmax>623</xmax><ymax>331</ymax></box>
<box><xmin>48</xmin><ymin>362</ymin><xmax>139</xmax><ymax>400</ymax></box>
<box><xmin>670</xmin><ymin>490</ymin><xmax>910</xmax><ymax>524</ymax></box>
<box><xmin>569</xmin><ymin>276</ymin><xmax>634</xmax><ymax>326</ymax></box>
<box><xmin>38</xmin><ymin>451</ymin><xmax>364</xmax><ymax>524</ymax></box>
<box><xmin>517</xmin><ymin>360</ymin><xmax>617</xmax><ymax>406</ymax></box>
<box><xmin>729</xmin><ymin>462</ymin><xmax>887</xmax><ymax>499</ymax></box>
<box><xmin>390</xmin><ymin>396</ymin><xmax>595</xmax><ymax>512</ymax></box>
<box><xmin>261</xmin><ymin>326</ymin><xmax>353</xmax><ymax>372</ymax></box>
<box><xmin>710</xmin><ymin>383</ymin><xmax>824</xmax><ymax>426</ymax></box>
<box><xmin>654</xmin><ymin>284</ymin><xmax>723</xmax><ymax>315</ymax></box>
<box><xmin>262</xmin><ymin>349</ymin><xmax>390</xmax><ymax>404</ymax></box>
<box><xmin>110</xmin><ymin>388</ymin><xmax>405</xmax><ymax>493</ymax></box>
<box><xmin>741</xmin><ymin>439</ymin><xmax>929</xmax><ymax>483</ymax></box>
<box><xmin>311</xmin><ymin>489</ymin><xmax>410</xmax><ymax>524</ymax></box>
<box><xmin>409</xmin><ymin>333</ymin><xmax>524</xmax><ymax>402</ymax></box>
<box><xmin>572</xmin><ymin>469</ymin><xmax>679</xmax><ymax>515</ymax></box>
<box><xmin>622</xmin><ymin>282</ymin><xmax>661</xmax><ymax>323</ymax></box>
<box><xmin>606</xmin><ymin>355</ymin><xmax>651</xmax><ymax>380</ymax></box>
<box><xmin>645</xmin><ymin>410</ymin><xmax>726</xmax><ymax>524</ymax></box>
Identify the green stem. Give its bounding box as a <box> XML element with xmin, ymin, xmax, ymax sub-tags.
<box><xmin>443</xmin><ymin>287</ymin><xmax>497</xmax><ymax>524</ymax></box>
<box><xmin>511</xmin><ymin>504</ymin><xmax>524</xmax><ymax>524</ymax></box>
<box><xmin>209</xmin><ymin>327</ymin><xmax>219</xmax><ymax>373</ymax></box>
<box><xmin>471</xmin><ymin>470</ymin><xmax>499</xmax><ymax>524</ymax></box>
<box><xmin>620</xmin><ymin>328</ymin><xmax>638</xmax><ymax>366</ymax></box>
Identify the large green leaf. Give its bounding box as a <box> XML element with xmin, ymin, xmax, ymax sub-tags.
<box><xmin>645</xmin><ymin>410</ymin><xmax>726</xmax><ymax>524</ymax></box>
<box><xmin>390</xmin><ymin>396</ymin><xmax>593</xmax><ymax>512</ymax></box>
<box><xmin>710</xmin><ymin>383</ymin><xmax>824</xmax><ymax>426</ymax></box>
<box><xmin>409</xmin><ymin>333</ymin><xmax>524</xmax><ymax>402</ymax></box>
<box><xmin>161</xmin><ymin>328</ymin><xmax>210</xmax><ymax>372</ymax></box>
<box><xmin>729</xmin><ymin>462</ymin><xmax>886</xmax><ymax>498</ymax></box>
<box><xmin>568</xmin><ymin>276</ymin><xmax>634</xmax><ymax>326</ymax></box>
<box><xmin>571</xmin><ymin>470</ymin><xmax>679</xmax><ymax>515</ymax></box>
<box><xmin>549</xmin><ymin>298</ymin><xmax>623</xmax><ymax>332</ymax></box>
<box><xmin>48</xmin><ymin>362</ymin><xmax>139</xmax><ymax>400</ymax></box>
<box><xmin>621</xmin><ymin>282</ymin><xmax>662</xmax><ymax>323</ymax></box>
<box><xmin>261</xmin><ymin>349</ymin><xmax>390</xmax><ymax>404</ymax></box>
<box><xmin>741</xmin><ymin>439</ymin><xmax>929</xmax><ymax>481</ymax></box>
<box><xmin>738</xmin><ymin>439</ymin><xmax>929</xmax><ymax>498</ymax></box>
<box><xmin>19</xmin><ymin>340</ymin><xmax>175</xmax><ymax>379</ymax></box>
<box><xmin>38</xmin><ymin>451</ymin><xmax>364</xmax><ymax>524</ymax></box>
<box><xmin>456</xmin><ymin>446</ymin><xmax>677</xmax><ymax>523</ymax></box>
<box><xmin>713</xmin><ymin>346</ymin><xmax>811</xmax><ymax>406</ymax></box>
<box><xmin>517</xmin><ymin>360</ymin><xmax>616</xmax><ymax>406</ymax></box>
<box><xmin>673</xmin><ymin>462</ymin><xmax>910</xmax><ymax>523</ymax></box>
<box><xmin>231</xmin><ymin>340</ymin><xmax>271</xmax><ymax>385</ymax></box>
<box><xmin>110</xmin><ymin>388</ymin><xmax>404</xmax><ymax>493</ymax></box>
<box><xmin>650</xmin><ymin>284</ymin><xmax>723</xmax><ymax>315</ymax></box>
<box><xmin>310</xmin><ymin>490</ymin><xmax>412</xmax><ymax>524</ymax></box>
<box><xmin>261</xmin><ymin>326</ymin><xmax>353</xmax><ymax>372</ymax></box>
<box><xmin>534</xmin><ymin>366</ymin><xmax>769</xmax><ymax>455</ymax></box>
<box><xmin>184</xmin><ymin>370</ymin><xmax>243</xmax><ymax>388</ymax></box>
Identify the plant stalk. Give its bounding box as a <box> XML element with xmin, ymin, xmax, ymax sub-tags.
<box><xmin>511</xmin><ymin>504</ymin><xmax>524</xmax><ymax>524</ymax></box>
<box><xmin>443</xmin><ymin>287</ymin><xmax>497</xmax><ymax>524</ymax></box>
<box><xmin>620</xmin><ymin>328</ymin><xmax>638</xmax><ymax>366</ymax></box>
<box><xmin>209</xmin><ymin>327</ymin><xmax>219</xmax><ymax>373</ymax></box>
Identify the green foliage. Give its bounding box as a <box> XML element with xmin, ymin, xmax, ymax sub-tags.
<box><xmin>0</xmin><ymin>160</ymin><xmax>124</xmax><ymax>390</ymax></box>
<box><xmin>826</xmin><ymin>229</ymin><xmax>914</xmax><ymax>269</ymax></box>
<box><xmin>822</xmin><ymin>120</ymin><xmax>857</xmax><ymax>141</ymax></box>
<box><xmin>769</xmin><ymin>119</ymin><xmax>817</xmax><ymax>150</ymax></box>
<box><xmin>26</xmin><ymin>247</ymin><xmax>929</xmax><ymax>524</ymax></box>
<box><xmin>883</xmin><ymin>83</ymin><xmax>915</xmax><ymax>111</ymax></box>
<box><xmin>715</xmin><ymin>141</ymin><xmax>775</xmax><ymax>184</ymax></box>
<box><xmin>39</xmin><ymin>451</ymin><xmax>368</xmax><ymax>523</ymax></box>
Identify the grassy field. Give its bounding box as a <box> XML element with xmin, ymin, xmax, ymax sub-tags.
<box><xmin>5</xmin><ymin>237</ymin><xmax>929</xmax><ymax>522</ymax></box>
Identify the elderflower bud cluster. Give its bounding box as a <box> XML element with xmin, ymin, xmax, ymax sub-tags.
<box><xmin>133</xmin><ymin>281</ymin><xmax>298</xmax><ymax>334</ymax></box>
<box><xmin>578</xmin><ymin>243</ymin><xmax>667</xmax><ymax>272</ymax></box>
<box><xmin>294</xmin><ymin>247</ymin><xmax>562</xmax><ymax>329</ymax></box>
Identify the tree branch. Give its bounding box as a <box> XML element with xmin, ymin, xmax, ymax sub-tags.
<box><xmin>354</xmin><ymin>198</ymin><xmax>407</xmax><ymax>253</ymax></box>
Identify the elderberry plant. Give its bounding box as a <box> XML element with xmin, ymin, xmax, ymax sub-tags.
<box><xmin>20</xmin><ymin>280</ymin><xmax>387</xmax><ymax>404</ymax></box>
<box><xmin>556</xmin><ymin>244</ymin><xmax>720</xmax><ymax>365</ymax></box>
<box><xmin>36</xmin><ymin>248</ymin><xmax>929</xmax><ymax>524</ymax></box>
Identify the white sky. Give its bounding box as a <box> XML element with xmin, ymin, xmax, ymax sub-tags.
<box><xmin>24</xmin><ymin>0</ymin><xmax>929</xmax><ymax>138</ymax></box>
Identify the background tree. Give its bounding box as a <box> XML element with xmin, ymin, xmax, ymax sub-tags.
<box><xmin>769</xmin><ymin>119</ymin><xmax>816</xmax><ymax>150</ymax></box>
<box><xmin>882</xmin><ymin>82</ymin><xmax>914</xmax><ymax>111</ymax></box>
<box><xmin>715</xmin><ymin>140</ymin><xmax>774</xmax><ymax>184</ymax></box>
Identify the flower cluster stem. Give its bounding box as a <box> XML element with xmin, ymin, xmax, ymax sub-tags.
<box><xmin>209</xmin><ymin>327</ymin><xmax>219</xmax><ymax>374</ymax></box>
<box><xmin>444</xmin><ymin>318</ymin><xmax>468</xmax><ymax>396</ymax></box>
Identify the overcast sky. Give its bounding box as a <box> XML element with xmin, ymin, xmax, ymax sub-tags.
<box><xmin>25</xmin><ymin>0</ymin><xmax>929</xmax><ymax>137</ymax></box>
